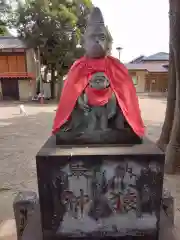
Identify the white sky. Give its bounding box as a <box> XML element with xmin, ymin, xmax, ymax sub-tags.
<box><xmin>92</xmin><ymin>0</ymin><xmax>169</xmax><ymax>62</ymax></box>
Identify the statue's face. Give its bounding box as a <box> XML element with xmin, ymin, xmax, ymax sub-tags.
<box><xmin>89</xmin><ymin>72</ymin><xmax>110</xmax><ymax>89</ymax></box>
<box><xmin>84</xmin><ymin>26</ymin><xmax>108</xmax><ymax>58</ymax></box>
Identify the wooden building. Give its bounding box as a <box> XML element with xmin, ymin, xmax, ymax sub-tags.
<box><xmin>126</xmin><ymin>52</ymin><xmax>169</xmax><ymax>94</ymax></box>
<box><xmin>0</xmin><ymin>36</ymin><xmax>36</xmax><ymax>100</ymax></box>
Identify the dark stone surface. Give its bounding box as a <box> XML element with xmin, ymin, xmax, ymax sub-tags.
<box><xmin>162</xmin><ymin>189</ymin><xmax>174</xmax><ymax>225</ymax></box>
<box><xmin>21</xmin><ymin>207</ymin><xmax>178</xmax><ymax>240</ymax></box>
<box><xmin>83</xmin><ymin>7</ymin><xmax>109</xmax><ymax>58</ymax></box>
<box><xmin>13</xmin><ymin>191</ymin><xmax>38</xmax><ymax>240</ymax></box>
<box><xmin>22</xmin><ymin>203</ymin><xmax>42</xmax><ymax>240</ymax></box>
<box><xmin>56</xmin><ymin>128</ymin><xmax>143</xmax><ymax>145</ymax></box>
<box><xmin>36</xmin><ymin>136</ymin><xmax>165</xmax><ymax>240</ymax></box>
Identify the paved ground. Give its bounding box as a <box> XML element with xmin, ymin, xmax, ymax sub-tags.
<box><xmin>0</xmin><ymin>97</ymin><xmax>180</xmax><ymax>239</ymax></box>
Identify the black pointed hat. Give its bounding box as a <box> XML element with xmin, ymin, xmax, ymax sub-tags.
<box><xmin>83</xmin><ymin>7</ymin><xmax>112</xmax><ymax>57</ymax></box>
<box><xmin>86</xmin><ymin>7</ymin><xmax>105</xmax><ymax>26</ymax></box>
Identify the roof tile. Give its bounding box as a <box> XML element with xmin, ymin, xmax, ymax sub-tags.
<box><xmin>143</xmin><ymin>52</ymin><xmax>169</xmax><ymax>61</ymax></box>
<box><xmin>0</xmin><ymin>36</ymin><xmax>27</xmax><ymax>49</ymax></box>
<box><xmin>126</xmin><ymin>63</ymin><xmax>168</xmax><ymax>73</ymax></box>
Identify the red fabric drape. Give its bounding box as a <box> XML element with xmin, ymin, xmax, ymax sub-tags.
<box><xmin>52</xmin><ymin>56</ymin><xmax>145</xmax><ymax>136</ymax></box>
<box><xmin>85</xmin><ymin>86</ymin><xmax>112</xmax><ymax>106</ymax></box>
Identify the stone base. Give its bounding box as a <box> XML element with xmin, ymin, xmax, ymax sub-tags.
<box><xmin>13</xmin><ymin>189</ymin><xmax>174</xmax><ymax>240</ymax></box>
<box><xmin>36</xmin><ymin>136</ymin><xmax>165</xmax><ymax>240</ymax></box>
<box><xmin>13</xmin><ymin>191</ymin><xmax>38</xmax><ymax>240</ymax></box>
<box><xmin>20</xmin><ymin>205</ymin><xmax>177</xmax><ymax>240</ymax></box>
<box><xmin>56</xmin><ymin>128</ymin><xmax>142</xmax><ymax>145</ymax></box>
<box><xmin>162</xmin><ymin>188</ymin><xmax>174</xmax><ymax>225</ymax></box>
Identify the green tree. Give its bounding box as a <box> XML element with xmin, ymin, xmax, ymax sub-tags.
<box><xmin>4</xmin><ymin>0</ymin><xmax>93</xmax><ymax>98</ymax></box>
<box><xmin>0</xmin><ymin>0</ymin><xmax>13</xmax><ymax>35</ymax></box>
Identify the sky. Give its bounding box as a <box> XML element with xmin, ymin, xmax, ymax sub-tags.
<box><xmin>92</xmin><ymin>0</ymin><xmax>169</xmax><ymax>62</ymax></box>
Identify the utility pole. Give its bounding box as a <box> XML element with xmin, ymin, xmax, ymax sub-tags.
<box><xmin>116</xmin><ymin>47</ymin><xmax>123</xmax><ymax>60</ymax></box>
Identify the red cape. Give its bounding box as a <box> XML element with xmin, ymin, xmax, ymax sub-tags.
<box><xmin>85</xmin><ymin>86</ymin><xmax>113</xmax><ymax>106</ymax></box>
<box><xmin>52</xmin><ymin>56</ymin><xmax>145</xmax><ymax>137</ymax></box>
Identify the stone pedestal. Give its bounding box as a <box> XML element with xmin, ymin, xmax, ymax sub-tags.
<box><xmin>20</xmin><ymin>206</ymin><xmax>178</xmax><ymax>240</ymax></box>
<box><xmin>13</xmin><ymin>191</ymin><xmax>38</xmax><ymax>240</ymax></box>
<box><xmin>36</xmin><ymin>136</ymin><xmax>165</xmax><ymax>240</ymax></box>
<box><xmin>163</xmin><ymin>188</ymin><xmax>174</xmax><ymax>225</ymax></box>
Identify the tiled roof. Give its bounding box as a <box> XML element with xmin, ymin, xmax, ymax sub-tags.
<box><xmin>130</xmin><ymin>55</ymin><xmax>145</xmax><ymax>63</ymax></box>
<box><xmin>126</xmin><ymin>63</ymin><xmax>168</xmax><ymax>73</ymax></box>
<box><xmin>0</xmin><ymin>36</ymin><xmax>27</xmax><ymax>49</ymax></box>
<box><xmin>143</xmin><ymin>52</ymin><xmax>169</xmax><ymax>61</ymax></box>
<box><xmin>129</xmin><ymin>52</ymin><xmax>169</xmax><ymax>64</ymax></box>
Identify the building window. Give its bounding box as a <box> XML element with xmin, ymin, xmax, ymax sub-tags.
<box><xmin>132</xmin><ymin>76</ymin><xmax>138</xmax><ymax>85</ymax></box>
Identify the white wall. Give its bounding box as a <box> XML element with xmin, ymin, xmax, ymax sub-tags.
<box><xmin>18</xmin><ymin>80</ymin><xmax>32</xmax><ymax>100</ymax></box>
<box><xmin>135</xmin><ymin>71</ymin><xmax>146</xmax><ymax>92</ymax></box>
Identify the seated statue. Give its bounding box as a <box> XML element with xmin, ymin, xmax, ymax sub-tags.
<box><xmin>78</xmin><ymin>72</ymin><xmax>118</xmax><ymax>132</ymax></box>
<box><xmin>52</xmin><ymin>7</ymin><xmax>145</xmax><ymax>144</ymax></box>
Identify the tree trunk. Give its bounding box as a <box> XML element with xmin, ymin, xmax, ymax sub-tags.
<box><xmin>157</xmin><ymin>1</ymin><xmax>176</xmax><ymax>151</ymax></box>
<box><xmin>165</xmin><ymin>0</ymin><xmax>180</xmax><ymax>174</ymax></box>
<box><xmin>157</xmin><ymin>48</ymin><xmax>176</xmax><ymax>151</ymax></box>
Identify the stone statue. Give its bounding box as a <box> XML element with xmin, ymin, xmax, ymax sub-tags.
<box><xmin>78</xmin><ymin>72</ymin><xmax>117</xmax><ymax>132</ymax></box>
<box><xmin>52</xmin><ymin>7</ymin><xmax>145</xmax><ymax>144</ymax></box>
<box><xmin>83</xmin><ymin>7</ymin><xmax>109</xmax><ymax>58</ymax></box>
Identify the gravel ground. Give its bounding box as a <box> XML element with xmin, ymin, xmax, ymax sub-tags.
<box><xmin>0</xmin><ymin>102</ymin><xmax>55</xmax><ymax>221</ymax></box>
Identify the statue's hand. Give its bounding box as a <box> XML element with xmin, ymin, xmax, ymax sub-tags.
<box><xmin>78</xmin><ymin>94</ymin><xmax>91</xmax><ymax>112</ymax></box>
<box><xmin>83</xmin><ymin>104</ymin><xmax>91</xmax><ymax>112</ymax></box>
<box><xmin>78</xmin><ymin>101</ymin><xmax>91</xmax><ymax>112</ymax></box>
